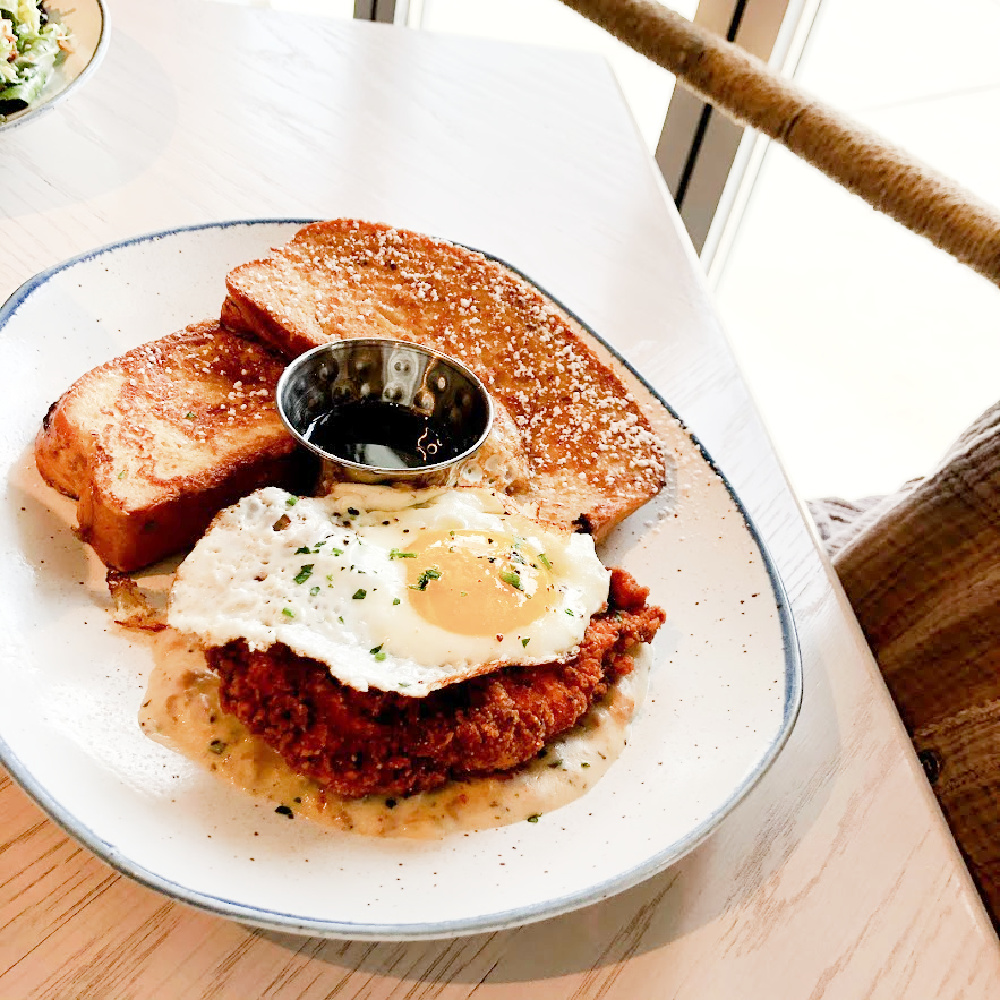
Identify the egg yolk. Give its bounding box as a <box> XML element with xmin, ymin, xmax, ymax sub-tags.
<box><xmin>405</xmin><ymin>530</ymin><xmax>556</xmax><ymax>637</ymax></box>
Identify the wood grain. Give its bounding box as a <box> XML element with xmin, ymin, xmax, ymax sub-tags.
<box><xmin>0</xmin><ymin>0</ymin><xmax>997</xmax><ymax>996</ymax></box>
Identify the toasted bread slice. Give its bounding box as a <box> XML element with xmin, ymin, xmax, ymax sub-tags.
<box><xmin>223</xmin><ymin>220</ymin><xmax>666</xmax><ymax>539</ymax></box>
<box><xmin>225</xmin><ymin>291</ymin><xmax>534</xmax><ymax>497</ymax></box>
<box><xmin>35</xmin><ymin>321</ymin><xmax>308</xmax><ymax>571</ymax></box>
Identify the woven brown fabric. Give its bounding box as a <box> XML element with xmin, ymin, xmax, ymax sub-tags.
<box><xmin>559</xmin><ymin>0</ymin><xmax>1000</xmax><ymax>286</ymax></box>
<box><xmin>811</xmin><ymin>404</ymin><xmax>1000</xmax><ymax>921</ymax></box>
<box><xmin>806</xmin><ymin>495</ymin><xmax>886</xmax><ymax>557</ymax></box>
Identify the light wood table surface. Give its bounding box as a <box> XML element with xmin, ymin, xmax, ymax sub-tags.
<box><xmin>1</xmin><ymin>1</ymin><xmax>998</xmax><ymax>996</ymax></box>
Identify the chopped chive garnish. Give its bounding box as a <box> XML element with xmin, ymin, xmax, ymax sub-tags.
<box><xmin>185</xmin><ymin>412</ymin><xmax>195</xmax><ymax>420</ymax></box>
<box><xmin>526</xmin><ymin>814</ymin><xmax>541</xmax><ymax>823</ymax></box>
<box><xmin>294</xmin><ymin>564</ymin><xmax>314</xmax><ymax>584</ymax></box>
<box><xmin>499</xmin><ymin>569</ymin><xmax>522</xmax><ymax>590</ymax></box>
<box><xmin>352</xmin><ymin>589</ymin><xmax>366</xmax><ymax>600</ymax></box>
<box><xmin>117</xmin><ymin>469</ymin><xmax>127</xmax><ymax>479</ymax></box>
<box><xmin>409</xmin><ymin>567</ymin><xmax>442</xmax><ymax>591</ymax></box>
<box><xmin>370</xmin><ymin>643</ymin><xmax>384</xmax><ymax>655</ymax></box>
<box><xmin>309</xmin><ymin>586</ymin><xmax>320</xmax><ymax>597</ymax></box>
<box><xmin>338</xmin><ymin>615</ymin><xmax>344</xmax><ymax>623</ymax></box>
<box><xmin>295</xmin><ymin>546</ymin><xmax>311</xmax><ymax>555</ymax></box>
<box><xmin>285</xmin><ymin>496</ymin><xmax>299</xmax><ymax>507</ymax></box>
<box><xmin>326</xmin><ymin>574</ymin><xmax>333</xmax><ymax>582</ymax></box>
<box><xmin>565</xmin><ymin>608</ymin><xmax>574</xmax><ymax>616</ymax></box>
<box><xmin>392</xmin><ymin>597</ymin><xmax>401</xmax><ymax>606</ymax></box>
<box><xmin>389</xmin><ymin>548</ymin><xmax>417</xmax><ymax>559</ymax></box>
<box><xmin>538</xmin><ymin>553</ymin><xmax>552</xmax><ymax>569</ymax></box>
<box><xmin>282</xmin><ymin>608</ymin><xmax>294</xmax><ymax>618</ymax></box>
<box><xmin>331</xmin><ymin>547</ymin><xmax>344</xmax><ymax>556</ymax></box>
<box><xmin>521</xmin><ymin>638</ymin><xmax>530</xmax><ymax>647</ymax></box>
<box><xmin>208</xmin><ymin>739</ymin><xmax>227</xmax><ymax>755</ymax></box>
<box><xmin>581</xmin><ymin>762</ymin><xmax>590</xmax><ymax>768</ymax></box>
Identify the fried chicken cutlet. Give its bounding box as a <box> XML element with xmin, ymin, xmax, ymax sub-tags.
<box><xmin>207</xmin><ymin>569</ymin><xmax>664</xmax><ymax>799</ymax></box>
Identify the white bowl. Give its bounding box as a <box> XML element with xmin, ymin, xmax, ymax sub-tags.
<box><xmin>0</xmin><ymin>0</ymin><xmax>108</xmax><ymax>132</ymax></box>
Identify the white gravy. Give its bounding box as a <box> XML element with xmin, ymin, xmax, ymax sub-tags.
<box><xmin>139</xmin><ymin>628</ymin><xmax>648</xmax><ymax>838</ymax></box>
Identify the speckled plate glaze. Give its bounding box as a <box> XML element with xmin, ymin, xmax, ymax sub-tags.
<box><xmin>0</xmin><ymin>220</ymin><xmax>801</xmax><ymax>940</ymax></box>
<box><xmin>0</xmin><ymin>0</ymin><xmax>108</xmax><ymax>132</ymax></box>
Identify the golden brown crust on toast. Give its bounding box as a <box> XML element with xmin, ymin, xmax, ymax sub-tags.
<box><xmin>224</xmin><ymin>220</ymin><xmax>665</xmax><ymax>539</ymax></box>
<box><xmin>35</xmin><ymin>321</ymin><xmax>309</xmax><ymax>571</ymax></box>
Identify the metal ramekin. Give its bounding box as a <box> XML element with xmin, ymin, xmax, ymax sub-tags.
<box><xmin>276</xmin><ymin>338</ymin><xmax>494</xmax><ymax>487</ymax></box>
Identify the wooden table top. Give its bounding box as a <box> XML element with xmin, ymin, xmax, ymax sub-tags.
<box><xmin>0</xmin><ymin>1</ymin><xmax>997</xmax><ymax>996</ymax></box>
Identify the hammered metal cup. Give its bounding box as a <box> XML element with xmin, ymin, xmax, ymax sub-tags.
<box><xmin>276</xmin><ymin>338</ymin><xmax>494</xmax><ymax>486</ymax></box>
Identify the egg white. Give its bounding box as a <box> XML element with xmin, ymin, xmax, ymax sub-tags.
<box><xmin>167</xmin><ymin>486</ymin><xmax>610</xmax><ymax>696</ymax></box>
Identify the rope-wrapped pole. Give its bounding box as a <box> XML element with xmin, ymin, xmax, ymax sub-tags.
<box><xmin>560</xmin><ymin>0</ymin><xmax>1000</xmax><ymax>287</ymax></box>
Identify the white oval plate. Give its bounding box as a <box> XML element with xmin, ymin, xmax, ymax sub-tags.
<box><xmin>0</xmin><ymin>220</ymin><xmax>801</xmax><ymax>939</ymax></box>
<box><xmin>0</xmin><ymin>0</ymin><xmax>108</xmax><ymax>132</ymax></box>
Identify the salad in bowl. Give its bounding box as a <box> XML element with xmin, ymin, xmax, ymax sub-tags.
<box><xmin>1</xmin><ymin>1</ymin><xmax>72</xmax><ymax>115</ymax></box>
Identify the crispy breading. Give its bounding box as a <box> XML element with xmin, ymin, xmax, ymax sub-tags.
<box><xmin>106</xmin><ymin>569</ymin><xmax>165</xmax><ymax>631</ymax></box>
<box><xmin>207</xmin><ymin>569</ymin><xmax>664</xmax><ymax>799</ymax></box>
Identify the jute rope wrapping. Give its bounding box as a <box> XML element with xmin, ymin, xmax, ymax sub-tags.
<box><xmin>560</xmin><ymin>0</ymin><xmax>1000</xmax><ymax>287</ymax></box>
<box><xmin>558</xmin><ymin>0</ymin><xmax>1000</xmax><ymax>921</ymax></box>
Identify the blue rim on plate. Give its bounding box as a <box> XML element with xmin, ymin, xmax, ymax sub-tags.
<box><xmin>0</xmin><ymin>0</ymin><xmax>110</xmax><ymax>132</ymax></box>
<box><xmin>0</xmin><ymin>219</ymin><xmax>802</xmax><ymax>939</ymax></box>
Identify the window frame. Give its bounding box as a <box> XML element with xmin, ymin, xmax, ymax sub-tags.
<box><xmin>655</xmin><ymin>0</ymin><xmax>821</xmax><ymax>268</ymax></box>
<box><xmin>355</xmin><ymin>0</ymin><xmax>819</xmax><ymax>272</ymax></box>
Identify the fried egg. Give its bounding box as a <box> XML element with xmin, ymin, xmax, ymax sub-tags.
<box><xmin>167</xmin><ymin>486</ymin><xmax>610</xmax><ymax>696</ymax></box>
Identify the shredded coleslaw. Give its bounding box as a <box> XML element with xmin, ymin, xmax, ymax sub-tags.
<box><xmin>0</xmin><ymin>1</ymin><xmax>72</xmax><ymax>114</ymax></box>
